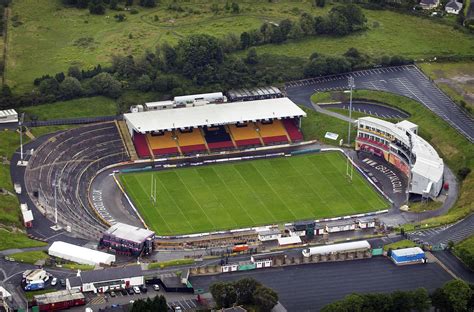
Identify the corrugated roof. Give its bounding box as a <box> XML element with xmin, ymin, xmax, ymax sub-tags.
<box><xmin>105</xmin><ymin>222</ymin><xmax>155</xmax><ymax>244</ymax></box>
<box><xmin>391</xmin><ymin>247</ymin><xmax>424</xmax><ymax>257</ymax></box>
<box><xmin>0</xmin><ymin>109</ymin><xmax>17</xmax><ymax>117</ymax></box>
<box><xmin>78</xmin><ymin>265</ymin><xmax>142</xmax><ymax>284</ymax></box>
<box><xmin>34</xmin><ymin>289</ymin><xmax>84</xmax><ymax>305</ymax></box>
<box><xmin>124</xmin><ymin>98</ymin><xmax>306</xmax><ymax>133</ymax></box>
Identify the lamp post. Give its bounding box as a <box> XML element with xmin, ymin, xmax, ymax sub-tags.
<box><xmin>346</xmin><ymin>76</ymin><xmax>355</xmax><ymax>145</ymax></box>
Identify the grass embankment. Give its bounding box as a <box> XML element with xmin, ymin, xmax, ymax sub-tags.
<box><xmin>383</xmin><ymin>239</ymin><xmax>418</xmax><ymax>251</ymax></box>
<box><xmin>9</xmin><ymin>250</ymin><xmax>48</xmax><ymax>264</ymax></box>
<box><xmin>7</xmin><ymin>0</ymin><xmax>474</xmax><ymax>92</ymax></box>
<box><xmin>311</xmin><ymin>90</ymin><xmax>474</xmax><ymax>229</ymax></box>
<box><xmin>148</xmin><ymin>259</ymin><xmax>195</xmax><ymax>269</ymax></box>
<box><xmin>0</xmin><ymin>124</ymin><xmax>75</xmax><ymax>250</ymax></box>
<box><xmin>0</xmin><ymin>229</ymin><xmax>47</xmax><ymax>251</ymax></box>
<box><xmin>453</xmin><ymin>235</ymin><xmax>474</xmax><ymax>271</ymax></box>
<box><xmin>120</xmin><ymin>152</ymin><xmax>388</xmax><ymax>235</ymax></box>
<box><xmin>60</xmin><ymin>263</ymin><xmax>95</xmax><ymax>271</ymax></box>
<box><xmin>25</xmin><ymin>289</ymin><xmax>57</xmax><ymax>301</ymax></box>
<box><xmin>408</xmin><ymin>200</ymin><xmax>443</xmax><ymax>213</ymax></box>
<box><xmin>301</xmin><ymin>106</ymin><xmax>357</xmax><ymax>145</ymax></box>
<box><xmin>19</xmin><ymin>96</ymin><xmax>118</xmax><ymax>121</ymax></box>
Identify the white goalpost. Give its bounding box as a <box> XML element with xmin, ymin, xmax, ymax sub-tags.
<box><xmin>346</xmin><ymin>156</ymin><xmax>354</xmax><ymax>182</ymax></box>
<box><xmin>150</xmin><ymin>174</ymin><xmax>157</xmax><ymax>205</ymax></box>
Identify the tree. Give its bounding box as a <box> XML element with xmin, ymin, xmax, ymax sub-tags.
<box><xmin>344</xmin><ymin>47</ymin><xmax>361</xmax><ymax>59</ymax></box>
<box><xmin>431</xmin><ymin>287</ymin><xmax>450</xmax><ymax>312</ymax></box>
<box><xmin>254</xmin><ymin>286</ymin><xmax>279</xmax><ymax>312</ymax></box>
<box><xmin>210</xmin><ymin>282</ymin><xmax>237</xmax><ymax>308</ymax></box>
<box><xmin>316</xmin><ymin>0</ymin><xmax>326</xmax><ymax>7</ymax></box>
<box><xmin>234</xmin><ymin>277</ymin><xmax>260</xmax><ymax>305</ymax></box>
<box><xmin>279</xmin><ymin>19</ymin><xmax>293</xmax><ymax>38</ymax></box>
<box><xmin>55</xmin><ymin>72</ymin><xmax>66</xmax><ymax>83</ymax></box>
<box><xmin>109</xmin><ymin>0</ymin><xmax>118</xmax><ymax>9</ymax></box>
<box><xmin>288</xmin><ymin>23</ymin><xmax>304</xmax><ymax>39</ymax></box>
<box><xmin>68</xmin><ymin>66</ymin><xmax>83</xmax><ymax>80</ymax></box>
<box><xmin>39</xmin><ymin>78</ymin><xmax>60</xmax><ymax>95</ymax></box>
<box><xmin>160</xmin><ymin>43</ymin><xmax>178</xmax><ymax>71</ymax></box>
<box><xmin>59</xmin><ymin>77</ymin><xmax>83</xmax><ymax>99</ymax></box>
<box><xmin>177</xmin><ymin>34</ymin><xmax>224</xmax><ymax>79</ymax></box>
<box><xmin>443</xmin><ymin>279</ymin><xmax>473</xmax><ymax>312</ymax></box>
<box><xmin>231</xmin><ymin>1</ymin><xmax>239</xmax><ymax>13</ymax></box>
<box><xmin>135</xmin><ymin>74</ymin><xmax>152</xmax><ymax>92</ymax></box>
<box><xmin>89</xmin><ymin>72</ymin><xmax>122</xmax><ymax>98</ymax></box>
<box><xmin>89</xmin><ymin>0</ymin><xmax>105</xmax><ymax>14</ymax></box>
<box><xmin>240</xmin><ymin>31</ymin><xmax>251</xmax><ymax>49</ymax></box>
<box><xmin>245</xmin><ymin>48</ymin><xmax>258</xmax><ymax>65</ymax></box>
<box><xmin>458</xmin><ymin>167</ymin><xmax>471</xmax><ymax>181</ymax></box>
<box><xmin>299</xmin><ymin>13</ymin><xmax>315</xmax><ymax>35</ymax></box>
<box><xmin>411</xmin><ymin>288</ymin><xmax>430</xmax><ymax>312</ymax></box>
<box><xmin>139</xmin><ymin>0</ymin><xmax>156</xmax><ymax>8</ymax></box>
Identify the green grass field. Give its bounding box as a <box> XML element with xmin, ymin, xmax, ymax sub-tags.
<box><xmin>120</xmin><ymin>152</ymin><xmax>388</xmax><ymax>235</ymax></box>
<box><xmin>6</xmin><ymin>0</ymin><xmax>474</xmax><ymax>92</ymax></box>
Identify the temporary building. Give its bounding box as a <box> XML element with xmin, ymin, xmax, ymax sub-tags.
<box><xmin>48</xmin><ymin>241</ymin><xmax>115</xmax><ymax>266</ymax></box>
<box><xmin>302</xmin><ymin>240</ymin><xmax>371</xmax><ymax>257</ymax></box>
<box><xmin>277</xmin><ymin>236</ymin><xmax>302</xmax><ymax>246</ymax></box>
<box><xmin>391</xmin><ymin>247</ymin><xmax>425</xmax><ymax>265</ymax></box>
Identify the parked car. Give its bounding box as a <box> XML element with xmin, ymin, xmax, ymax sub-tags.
<box><xmin>120</xmin><ymin>289</ymin><xmax>128</xmax><ymax>296</ymax></box>
<box><xmin>133</xmin><ymin>286</ymin><xmax>141</xmax><ymax>294</ymax></box>
<box><xmin>139</xmin><ymin>285</ymin><xmax>147</xmax><ymax>293</ymax></box>
<box><xmin>127</xmin><ymin>288</ymin><xmax>134</xmax><ymax>295</ymax></box>
<box><xmin>50</xmin><ymin>277</ymin><xmax>57</xmax><ymax>286</ymax></box>
<box><xmin>152</xmin><ymin>284</ymin><xmax>160</xmax><ymax>291</ymax></box>
<box><xmin>59</xmin><ymin>279</ymin><xmax>66</xmax><ymax>287</ymax></box>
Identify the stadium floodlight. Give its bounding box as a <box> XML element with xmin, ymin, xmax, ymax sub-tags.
<box><xmin>346</xmin><ymin>76</ymin><xmax>355</xmax><ymax>145</ymax></box>
<box><xmin>17</xmin><ymin>113</ymin><xmax>27</xmax><ymax>166</ymax></box>
<box><xmin>51</xmin><ymin>174</ymin><xmax>61</xmax><ymax>231</ymax></box>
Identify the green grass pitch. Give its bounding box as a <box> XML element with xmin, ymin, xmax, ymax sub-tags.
<box><xmin>119</xmin><ymin>152</ymin><xmax>389</xmax><ymax>236</ymax></box>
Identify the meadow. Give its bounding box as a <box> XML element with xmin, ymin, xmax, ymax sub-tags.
<box><xmin>119</xmin><ymin>152</ymin><xmax>388</xmax><ymax>235</ymax></box>
<box><xmin>5</xmin><ymin>0</ymin><xmax>474</xmax><ymax>92</ymax></box>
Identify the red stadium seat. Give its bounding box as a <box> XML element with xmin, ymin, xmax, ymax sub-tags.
<box><xmin>282</xmin><ymin>119</ymin><xmax>303</xmax><ymax>141</ymax></box>
<box><xmin>133</xmin><ymin>132</ymin><xmax>151</xmax><ymax>158</ymax></box>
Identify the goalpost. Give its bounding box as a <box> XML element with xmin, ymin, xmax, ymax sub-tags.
<box><xmin>150</xmin><ymin>174</ymin><xmax>157</xmax><ymax>205</ymax></box>
<box><xmin>346</xmin><ymin>156</ymin><xmax>354</xmax><ymax>182</ymax></box>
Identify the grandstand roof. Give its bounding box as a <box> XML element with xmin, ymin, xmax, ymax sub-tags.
<box><xmin>0</xmin><ymin>109</ymin><xmax>17</xmax><ymax>118</ymax></box>
<box><xmin>105</xmin><ymin>222</ymin><xmax>155</xmax><ymax>243</ymax></box>
<box><xmin>124</xmin><ymin>98</ymin><xmax>306</xmax><ymax>133</ymax></box>
<box><xmin>358</xmin><ymin>117</ymin><xmax>443</xmax><ymax>183</ymax></box>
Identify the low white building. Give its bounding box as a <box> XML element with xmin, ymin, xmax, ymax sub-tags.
<box><xmin>48</xmin><ymin>241</ymin><xmax>115</xmax><ymax>266</ymax></box>
<box><xmin>325</xmin><ymin>220</ymin><xmax>356</xmax><ymax>233</ymax></box>
<box><xmin>0</xmin><ymin>109</ymin><xmax>18</xmax><ymax>124</ymax></box>
<box><xmin>277</xmin><ymin>236</ymin><xmax>302</xmax><ymax>246</ymax></box>
<box><xmin>445</xmin><ymin>0</ymin><xmax>462</xmax><ymax>14</ymax></box>
<box><xmin>257</xmin><ymin>228</ymin><xmax>281</xmax><ymax>242</ymax></box>
<box><xmin>67</xmin><ymin>265</ymin><xmax>143</xmax><ymax>293</ymax></box>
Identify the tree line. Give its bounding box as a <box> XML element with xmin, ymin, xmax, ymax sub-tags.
<box><xmin>321</xmin><ymin>279</ymin><xmax>474</xmax><ymax>312</ymax></box>
<box><xmin>210</xmin><ymin>277</ymin><xmax>279</xmax><ymax>312</ymax></box>
<box><xmin>129</xmin><ymin>294</ymin><xmax>167</xmax><ymax>312</ymax></box>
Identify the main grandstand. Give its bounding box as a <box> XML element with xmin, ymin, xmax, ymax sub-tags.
<box><xmin>125</xmin><ymin>95</ymin><xmax>305</xmax><ymax>159</ymax></box>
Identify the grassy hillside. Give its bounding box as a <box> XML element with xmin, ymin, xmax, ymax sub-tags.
<box><xmin>19</xmin><ymin>96</ymin><xmax>117</xmax><ymax>121</ymax></box>
<box><xmin>311</xmin><ymin>90</ymin><xmax>474</xmax><ymax>228</ymax></box>
<box><xmin>6</xmin><ymin>0</ymin><xmax>474</xmax><ymax>92</ymax></box>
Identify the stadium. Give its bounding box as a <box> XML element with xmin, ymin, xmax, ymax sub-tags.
<box><xmin>19</xmin><ymin>85</ymin><xmax>443</xmax><ymax>251</ymax></box>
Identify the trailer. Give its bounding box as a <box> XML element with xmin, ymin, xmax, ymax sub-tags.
<box><xmin>302</xmin><ymin>240</ymin><xmax>371</xmax><ymax>257</ymax></box>
<box><xmin>24</xmin><ymin>280</ymin><xmax>45</xmax><ymax>291</ymax></box>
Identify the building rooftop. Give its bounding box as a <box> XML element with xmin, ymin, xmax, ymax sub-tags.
<box><xmin>78</xmin><ymin>265</ymin><xmax>142</xmax><ymax>284</ymax></box>
<box><xmin>0</xmin><ymin>109</ymin><xmax>17</xmax><ymax>118</ymax></box>
<box><xmin>48</xmin><ymin>241</ymin><xmax>115</xmax><ymax>266</ymax></box>
<box><xmin>34</xmin><ymin>289</ymin><xmax>84</xmax><ymax>305</ymax></box>
<box><xmin>124</xmin><ymin>98</ymin><xmax>306</xmax><ymax>133</ymax></box>
<box><xmin>105</xmin><ymin>222</ymin><xmax>155</xmax><ymax>244</ymax></box>
<box><xmin>358</xmin><ymin>117</ymin><xmax>444</xmax><ymax>184</ymax></box>
<box><xmin>391</xmin><ymin>247</ymin><xmax>424</xmax><ymax>256</ymax></box>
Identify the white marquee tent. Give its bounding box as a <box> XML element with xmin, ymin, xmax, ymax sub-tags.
<box><xmin>48</xmin><ymin>241</ymin><xmax>115</xmax><ymax>266</ymax></box>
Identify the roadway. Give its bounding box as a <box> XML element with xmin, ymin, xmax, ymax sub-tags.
<box><xmin>285</xmin><ymin>65</ymin><xmax>474</xmax><ymax>143</ymax></box>
<box><xmin>321</xmin><ymin>101</ymin><xmax>409</xmax><ymax>119</ymax></box>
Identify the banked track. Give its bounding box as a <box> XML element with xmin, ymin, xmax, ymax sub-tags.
<box><xmin>24</xmin><ymin>122</ymin><xmax>129</xmax><ymax>240</ymax></box>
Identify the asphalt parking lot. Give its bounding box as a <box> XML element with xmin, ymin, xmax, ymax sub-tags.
<box><xmin>285</xmin><ymin>65</ymin><xmax>474</xmax><ymax>143</ymax></box>
<box><xmin>190</xmin><ymin>257</ymin><xmax>452</xmax><ymax>312</ymax></box>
